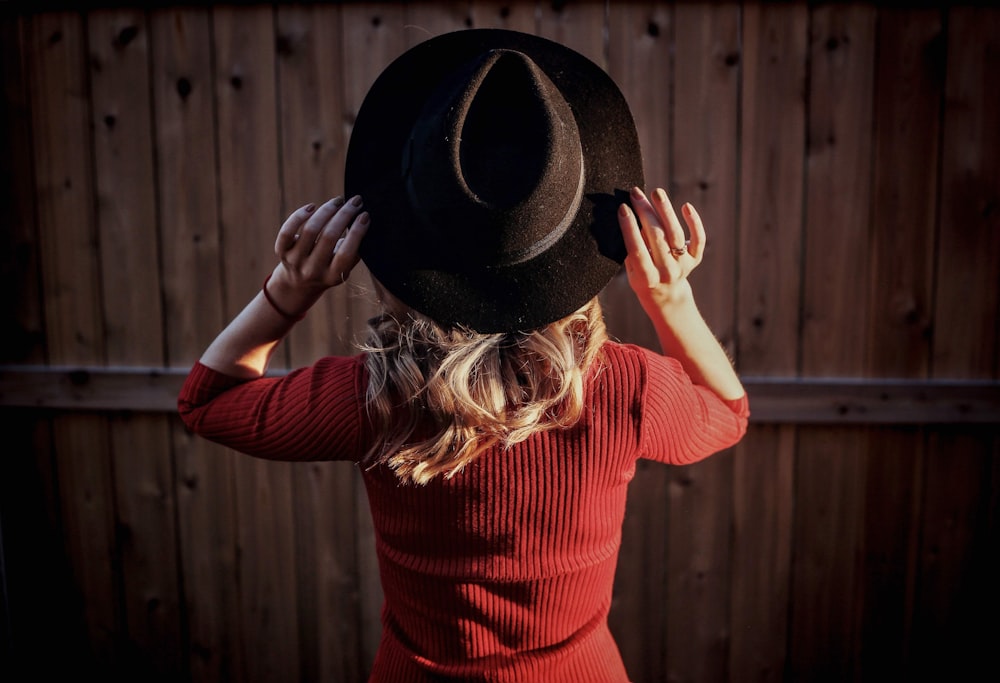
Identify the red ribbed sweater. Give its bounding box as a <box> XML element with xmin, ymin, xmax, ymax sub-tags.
<box><xmin>178</xmin><ymin>341</ymin><xmax>749</xmax><ymax>682</ymax></box>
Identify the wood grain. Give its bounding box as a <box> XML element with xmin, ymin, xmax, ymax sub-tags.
<box><xmin>213</xmin><ymin>6</ymin><xmax>300</xmax><ymax>681</ymax></box>
<box><xmin>2</xmin><ymin>4</ymin><xmax>998</xmax><ymax>681</ymax></box>
<box><xmin>24</xmin><ymin>11</ymin><xmax>118</xmax><ymax>672</ymax></box>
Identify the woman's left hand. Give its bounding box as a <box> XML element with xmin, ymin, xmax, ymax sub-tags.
<box><xmin>266</xmin><ymin>195</ymin><xmax>370</xmax><ymax>317</ymax></box>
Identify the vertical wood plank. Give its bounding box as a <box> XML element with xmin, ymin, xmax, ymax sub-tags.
<box><xmin>861</xmin><ymin>8</ymin><xmax>943</xmax><ymax>679</ymax></box>
<box><xmin>1</xmin><ymin>14</ymin><xmax>43</xmax><ymax>365</ymax></box>
<box><xmin>0</xmin><ymin>15</ymin><xmax>60</xmax><ymax>666</ymax></box>
<box><xmin>787</xmin><ymin>426</ymin><xmax>866</xmax><ymax>682</ymax></box>
<box><xmin>729</xmin><ymin>426</ymin><xmax>794</xmax><ymax>683</ymax></box>
<box><xmin>867</xmin><ymin>9</ymin><xmax>942</xmax><ymax>380</ymax></box>
<box><xmin>731</xmin><ymin>2</ymin><xmax>807</xmax><ymax>680</ymax></box>
<box><xmin>932</xmin><ymin>9</ymin><xmax>1000</xmax><ymax>379</ymax></box>
<box><xmin>800</xmin><ymin>4</ymin><xmax>876</xmax><ymax>378</ymax></box>
<box><xmin>0</xmin><ymin>15</ymin><xmax>46</xmax><ymax>669</ymax></box>
<box><xmin>915</xmin><ymin>6</ymin><xmax>1000</xmax><ymax>680</ymax></box>
<box><xmin>736</xmin><ymin>1</ymin><xmax>807</xmax><ymax>376</ymax></box>
<box><xmin>913</xmin><ymin>427</ymin><xmax>998</xmax><ymax>679</ymax></box>
<box><xmin>88</xmin><ymin>9</ymin><xmax>163</xmax><ymax>363</ymax></box>
<box><xmin>25</xmin><ymin>11</ymin><xmax>119</xmax><ymax>672</ymax></box>
<box><xmin>789</xmin><ymin>5</ymin><xmax>876</xmax><ymax>682</ymax></box>
<box><xmin>1</xmin><ymin>22</ymin><xmax>81</xmax><ymax>671</ymax></box>
<box><xmin>88</xmin><ymin>10</ymin><xmax>183</xmax><ymax>677</ymax></box>
<box><xmin>858</xmin><ymin>425</ymin><xmax>924</xmax><ymax>678</ymax></box>
<box><xmin>663</xmin><ymin>453</ymin><xmax>735</xmax><ymax>683</ymax></box>
<box><xmin>213</xmin><ymin>6</ymin><xmax>301</xmax><ymax>682</ymax></box>
<box><xmin>273</xmin><ymin>6</ymin><xmax>365</xmax><ymax>681</ymax></box>
<box><xmin>1</xmin><ymin>412</ymin><xmax>89</xmax><ymax>675</ymax></box>
<box><xmin>666</xmin><ymin>5</ymin><xmax>743</xmax><ymax>681</ymax></box>
<box><xmin>604</xmin><ymin>2</ymin><xmax>669</xmax><ymax>353</ymax></box>
<box><xmin>27</xmin><ymin>18</ymin><xmax>103</xmax><ymax>365</ymax></box>
<box><xmin>149</xmin><ymin>7</ymin><xmax>241</xmax><ymax>682</ymax></box>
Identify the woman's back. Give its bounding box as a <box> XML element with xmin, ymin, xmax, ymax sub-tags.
<box><xmin>361</xmin><ymin>343</ymin><xmax>747</xmax><ymax>681</ymax></box>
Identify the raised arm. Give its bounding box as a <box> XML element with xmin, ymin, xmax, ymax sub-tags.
<box><xmin>198</xmin><ymin>195</ymin><xmax>369</xmax><ymax>379</ymax></box>
<box><xmin>618</xmin><ymin>186</ymin><xmax>745</xmax><ymax>402</ymax></box>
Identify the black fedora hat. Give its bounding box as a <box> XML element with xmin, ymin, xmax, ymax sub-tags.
<box><xmin>345</xmin><ymin>28</ymin><xmax>643</xmax><ymax>333</ymax></box>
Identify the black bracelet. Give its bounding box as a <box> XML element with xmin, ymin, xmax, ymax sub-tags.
<box><xmin>262</xmin><ymin>274</ymin><xmax>306</xmax><ymax>322</ymax></box>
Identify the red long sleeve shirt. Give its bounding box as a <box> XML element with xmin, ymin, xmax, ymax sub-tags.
<box><xmin>178</xmin><ymin>341</ymin><xmax>749</xmax><ymax>682</ymax></box>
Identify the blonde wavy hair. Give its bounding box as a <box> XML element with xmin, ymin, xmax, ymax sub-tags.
<box><xmin>360</xmin><ymin>294</ymin><xmax>608</xmax><ymax>485</ymax></box>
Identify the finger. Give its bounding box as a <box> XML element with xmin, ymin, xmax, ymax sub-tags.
<box><xmin>313</xmin><ymin>195</ymin><xmax>364</xmax><ymax>258</ymax></box>
<box><xmin>617</xmin><ymin>201</ymin><xmax>646</xmax><ymax>256</ymax></box>
<box><xmin>617</xmin><ymin>202</ymin><xmax>660</xmax><ymax>286</ymax></box>
<box><xmin>295</xmin><ymin>196</ymin><xmax>347</xmax><ymax>253</ymax></box>
<box><xmin>629</xmin><ymin>187</ymin><xmax>681</xmax><ymax>270</ymax></box>
<box><xmin>628</xmin><ymin>187</ymin><xmax>663</xmax><ymax>243</ymax></box>
<box><xmin>651</xmin><ymin>188</ymin><xmax>688</xmax><ymax>252</ymax></box>
<box><xmin>275</xmin><ymin>203</ymin><xmax>317</xmax><ymax>255</ymax></box>
<box><xmin>328</xmin><ymin>211</ymin><xmax>370</xmax><ymax>284</ymax></box>
<box><xmin>682</xmin><ymin>202</ymin><xmax>707</xmax><ymax>262</ymax></box>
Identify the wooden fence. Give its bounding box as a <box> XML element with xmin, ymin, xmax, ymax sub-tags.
<box><xmin>1</xmin><ymin>2</ymin><xmax>998</xmax><ymax>681</ymax></box>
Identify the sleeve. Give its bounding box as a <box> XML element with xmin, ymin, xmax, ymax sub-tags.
<box><xmin>176</xmin><ymin>356</ymin><xmax>370</xmax><ymax>462</ymax></box>
<box><xmin>634</xmin><ymin>346</ymin><xmax>749</xmax><ymax>466</ymax></box>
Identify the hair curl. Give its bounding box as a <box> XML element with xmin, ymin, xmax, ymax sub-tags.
<box><xmin>360</xmin><ymin>297</ymin><xmax>608</xmax><ymax>485</ymax></box>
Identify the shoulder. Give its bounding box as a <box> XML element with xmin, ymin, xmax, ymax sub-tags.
<box><xmin>587</xmin><ymin>341</ymin><xmax>654</xmax><ymax>408</ymax></box>
<box><xmin>595</xmin><ymin>341</ymin><xmax>684</xmax><ymax>382</ymax></box>
<box><xmin>311</xmin><ymin>353</ymin><xmax>366</xmax><ymax>374</ymax></box>
<box><xmin>306</xmin><ymin>354</ymin><xmax>370</xmax><ymax>396</ymax></box>
<box><xmin>591</xmin><ymin>342</ymin><xmax>697</xmax><ymax>419</ymax></box>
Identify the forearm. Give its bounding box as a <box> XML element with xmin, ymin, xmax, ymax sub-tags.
<box><xmin>197</xmin><ymin>196</ymin><xmax>368</xmax><ymax>379</ymax></box>
<box><xmin>643</xmin><ymin>290</ymin><xmax>745</xmax><ymax>401</ymax></box>
<box><xmin>618</xmin><ymin>187</ymin><xmax>745</xmax><ymax>403</ymax></box>
<box><xmin>198</xmin><ymin>285</ymin><xmax>304</xmax><ymax>379</ymax></box>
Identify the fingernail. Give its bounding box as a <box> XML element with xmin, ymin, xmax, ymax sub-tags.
<box><xmin>618</xmin><ymin>203</ymin><xmax>631</xmax><ymax>217</ymax></box>
<box><xmin>682</xmin><ymin>203</ymin><xmax>691</xmax><ymax>216</ymax></box>
<box><xmin>332</xmin><ymin>196</ymin><xmax>344</xmax><ymax>206</ymax></box>
<box><xmin>351</xmin><ymin>195</ymin><xmax>363</xmax><ymax>206</ymax></box>
<box><xmin>359</xmin><ymin>212</ymin><xmax>370</xmax><ymax>225</ymax></box>
<box><xmin>654</xmin><ymin>188</ymin><xmax>668</xmax><ymax>203</ymax></box>
<box><xmin>304</xmin><ymin>203</ymin><xmax>316</xmax><ymax>213</ymax></box>
<box><xmin>630</xmin><ymin>187</ymin><xmax>644</xmax><ymax>199</ymax></box>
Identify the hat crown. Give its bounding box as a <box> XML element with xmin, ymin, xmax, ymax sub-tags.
<box><xmin>404</xmin><ymin>49</ymin><xmax>584</xmax><ymax>267</ymax></box>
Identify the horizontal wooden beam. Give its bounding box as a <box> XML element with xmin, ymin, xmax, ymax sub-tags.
<box><xmin>1</xmin><ymin>365</ymin><xmax>998</xmax><ymax>425</ymax></box>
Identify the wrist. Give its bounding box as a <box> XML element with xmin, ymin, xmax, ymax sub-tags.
<box><xmin>262</xmin><ymin>270</ymin><xmax>322</xmax><ymax>322</ymax></box>
<box><xmin>637</xmin><ymin>280</ymin><xmax>696</xmax><ymax>315</ymax></box>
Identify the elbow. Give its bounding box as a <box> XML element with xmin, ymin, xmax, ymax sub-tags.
<box><xmin>176</xmin><ymin>397</ymin><xmax>196</xmax><ymax>431</ymax></box>
<box><xmin>176</xmin><ymin>394</ymin><xmax>206</xmax><ymax>433</ymax></box>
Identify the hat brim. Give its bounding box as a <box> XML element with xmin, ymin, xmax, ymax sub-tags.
<box><xmin>345</xmin><ymin>29</ymin><xmax>643</xmax><ymax>333</ymax></box>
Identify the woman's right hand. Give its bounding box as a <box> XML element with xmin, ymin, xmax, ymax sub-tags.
<box><xmin>617</xmin><ymin>186</ymin><xmax>745</xmax><ymax>401</ymax></box>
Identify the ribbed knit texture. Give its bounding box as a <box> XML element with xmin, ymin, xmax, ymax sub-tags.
<box><xmin>178</xmin><ymin>342</ymin><xmax>749</xmax><ymax>682</ymax></box>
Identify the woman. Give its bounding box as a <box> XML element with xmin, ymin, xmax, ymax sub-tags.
<box><xmin>179</xmin><ymin>29</ymin><xmax>747</xmax><ymax>683</ymax></box>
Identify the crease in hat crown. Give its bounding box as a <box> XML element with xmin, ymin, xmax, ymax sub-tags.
<box><xmin>403</xmin><ymin>48</ymin><xmax>585</xmax><ymax>269</ymax></box>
